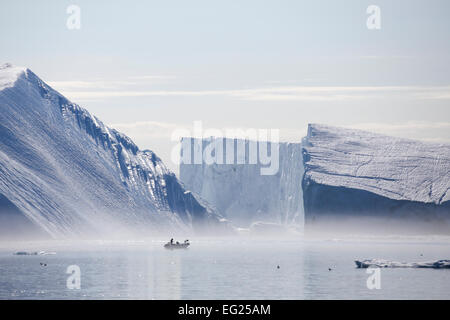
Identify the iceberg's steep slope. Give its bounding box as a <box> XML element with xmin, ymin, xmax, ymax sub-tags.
<box><xmin>302</xmin><ymin>124</ymin><xmax>450</xmax><ymax>232</ymax></box>
<box><xmin>0</xmin><ymin>64</ymin><xmax>227</xmax><ymax>238</ymax></box>
<box><xmin>179</xmin><ymin>137</ymin><xmax>304</xmax><ymax>227</ymax></box>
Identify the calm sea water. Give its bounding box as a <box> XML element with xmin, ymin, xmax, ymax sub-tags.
<box><xmin>0</xmin><ymin>237</ymin><xmax>449</xmax><ymax>299</ymax></box>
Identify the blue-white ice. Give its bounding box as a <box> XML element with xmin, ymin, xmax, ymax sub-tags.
<box><xmin>355</xmin><ymin>258</ymin><xmax>450</xmax><ymax>268</ymax></box>
<box><xmin>0</xmin><ymin>64</ymin><xmax>228</xmax><ymax>238</ymax></box>
<box><xmin>180</xmin><ymin>124</ymin><xmax>450</xmax><ymax>233</ymax></box>
<box><xmin>302</xmin><ymin>124</ymin><xmax>450</xmax><ymax>230</ymax></box>
<box><xmin>303</xmin><ymin>124</ymin><xmax>450</xmax><ymax>204</ymax></box>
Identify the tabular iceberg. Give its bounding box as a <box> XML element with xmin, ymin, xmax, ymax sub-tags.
<box><xmin>179</xmin><ymin>137</ymin><xmax>304</xmax><ymax>228</ymax></box>
<box><xmin>355</xmin><ymin>259</ymin><xmax>450</xmax><ymax>269</ymax></box>
<box><xmin>302</xmin><ymin>124</ymin><xmax>450</xmax><ymax>233</ymax></box>
<box><xmin>0</xmin><ymin>64</ymin><xmax>229</xmax><ymax>239</ymax></box>
<box><xmin>179</xmin><ymin>124</ymin><xmax>450</xmax><ymax>234</ymax></box>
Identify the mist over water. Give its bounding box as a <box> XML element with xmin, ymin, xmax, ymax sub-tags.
<box><xmin>1</xmin><ymin>235</ymin><xmax>449</xmax><ymax>300</ymax></box>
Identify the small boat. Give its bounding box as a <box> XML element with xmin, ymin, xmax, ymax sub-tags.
<box><xmin>164</xmin><ymin>240</ymin><xmax>190</xmax><ymax>250</ymax></box>
<box><xmin>14</xmin><ymin>251</ymin><xmax>38</xmax><ymax>256</ymax></box>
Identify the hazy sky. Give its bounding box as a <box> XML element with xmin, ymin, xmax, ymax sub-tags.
<box><xmin>1</xmin><ymin>0</ymin><xmax>450</xmax><ymax>172</ymax></box>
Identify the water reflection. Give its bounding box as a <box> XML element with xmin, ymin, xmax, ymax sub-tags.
<box><xmin>146</xmin><ymin>252</ymin><xmax>181</xmax><ymax>299</ymax></box>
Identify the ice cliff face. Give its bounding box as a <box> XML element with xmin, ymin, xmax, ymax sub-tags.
<box><xmin>0</xmin><ymin>64</ymin><xmax>228</xmax><ymax>239</ymax></box>
<box><xmin>180</xmin><ymin>125</ymin><xmax>450</xmax><ymax>234</ymax></box>
<box><xmin>179</xmin><ymin>137</ymin><xmax>304</xmax><ymax>228</ymax></box>
<box><xmin>302</xmin><ymin>124</ymin><xmax>450</xmax><ymax>232</ymax></box>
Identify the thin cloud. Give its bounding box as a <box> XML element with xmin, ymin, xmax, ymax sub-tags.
<box><xmin>128</xmin><ymin>75</ymin><xmax>178</xmax><ymax>80</ymax></box>
<box><xmin>110</xmin><ymin>120</ymin><xmax>307</xmax><ymax>142</ymax></box>
<box><xmin>110</xmin><ymin>120</ymin><xmax>450</xmax><ymax>149</ymax></box>
<box><xmin>54</xmin><ymin>84</ymin><xmax>450</xmax><ymax>102</ymax></box>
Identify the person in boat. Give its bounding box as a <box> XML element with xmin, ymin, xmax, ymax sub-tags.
<box><xmin>170</xmin><ymin>238</ymin><xmax>173</xmax><ymax>244</ymax></box>
<box><xmin>184</xmin><ymin>239</ymin><xmax>189</xmax><ymax>244</ymax></box>
<box><xmin>176</xmin><ymin>241</ymin><xmax>180</xmax><ymax>245</ymax></box>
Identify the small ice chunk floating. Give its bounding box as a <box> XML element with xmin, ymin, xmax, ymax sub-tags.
<box><xmin>355</xmin><ymin>259</ymin><xmax>450</xmax><ymax>269</ymax></box>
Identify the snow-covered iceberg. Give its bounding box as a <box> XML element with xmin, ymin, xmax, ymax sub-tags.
<box><xmin>302</xmin><ymin>124</ymin><xmax>450</xmax><ymax>232</ymax></box>
<box><xmin>355</xmin><ymin>259</ymin><xmax>450</xmax><ymax>268</ymax></box>
<box><xmin>0</xmin><ymin>64</ymin><xmax>229</xmax><ymax>239</ymax></box>
<box><xmin>180</xmin><ymin>124</ymin><xmax>450</xmax><ymax>234</ymax></box>
<box><xmin>179</xmin><ymin>137</ymin><xmax>304</xmax><ymax>228</ymax></box>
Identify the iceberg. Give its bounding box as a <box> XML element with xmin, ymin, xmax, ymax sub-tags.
<box><xmin>302</xmin><ymin>124</ymin><xmax>450</xmax><ymax>233</ymax></box>
<box><xmin>180</xmin><ymin>137</ymin><xmax>304</xmax><ymax>228</ymax></box>
<box><xmin>0</xmin><ymin>64</ymin><xmax>230</xmax><ymax>239</ymax></box>
<box><xmin>180</xmin><ymin>124</ymin><xmax>450</xmax><ymax>234</ymax></box>
<box><xmin>355</xmin><ymin>259</ymin><xmax>450</xmax><ymax>269</ymax></box>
